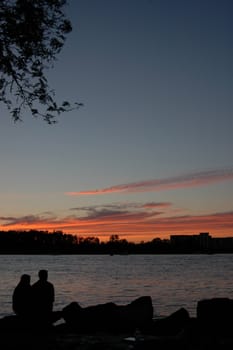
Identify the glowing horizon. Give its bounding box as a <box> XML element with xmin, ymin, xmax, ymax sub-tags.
<box><xmin>1</xmin><ymin>208</ymin><xmax>232</xmax><ymax>243</ymax></box>
<box><xmin>1</xmin><ymin>167</ymin><xmax>233</xmax><ymax>242</ymax></box>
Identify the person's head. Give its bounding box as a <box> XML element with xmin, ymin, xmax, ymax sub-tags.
<box><xmin>20</xmin><ymin>274</ymin><xmax>30</xmax><ymax>284</ymax></box>
<box><xmin>38</xmin><ymin>269</ymin><xmax>48</xmax><ymax>281</ymax></box>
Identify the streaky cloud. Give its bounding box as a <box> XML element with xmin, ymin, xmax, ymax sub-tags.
<box><xmin>0</xmin><ymin>213</ymin><xmax>58</xmax><ymax>227</ymax></box>
<box><xmin>142</xmin><ymin>202</ymin><xmax>172</xmax><ymax>209</ymax></box>
<box><xmin>69</xmin><ymin>201</ymin><xmax>172</xmax><ymax>212</ymax></box>
<box><xmin>1</xmin><ymin>210</ymin><xmax>233</xmax><ymax>240</ymax></box>
<box><xmin>66</xmin><ymin>167</ymin><xmax>233</xmax><ymax>196</ymax></box>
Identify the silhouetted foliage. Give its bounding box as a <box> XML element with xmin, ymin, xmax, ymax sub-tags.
<box><xmin>0</xmin><ymin>230</ymin><xmax>232</xmax><ymax>254</ymax></box>
<box><xmin>0</xmin><ymin>0</ymin><xmax>83</xmax><ymax>124</ymax></box>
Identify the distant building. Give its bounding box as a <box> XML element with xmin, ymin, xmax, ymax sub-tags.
<box><xmin>170</xmin><ymin>233</ymin><xmax>211</xmax><ymax>252</ymax></box>
<box><xmin>199</xmin><ymin>232</ymin><xmax>211</xmax><ymax>251</ymax></box>
<box><xmin>170</xmin><ymin>233</ymin><xmax>233</xmax><ymax>253</ymax></box>
<box><xmin>211</xmin><ymin>237</ymin><xmax>233</xmax><ymax>252</ymax></box>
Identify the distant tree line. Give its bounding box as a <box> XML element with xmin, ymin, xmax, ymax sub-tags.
<box><xmin>0</xmin><ymin>230</ymin><xmax>172</xmax><ymax>254</ymax></box>
<box><xmin>0</xmin><ymin>230</ymin><xmax>232</xmax><ymax>254</ymax></box>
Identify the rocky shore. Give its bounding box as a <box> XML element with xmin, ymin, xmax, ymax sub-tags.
<box><xmin>0</xmin><ymin>296</ymin><xmax>233</xmax><ymax>349</ymax></box>
<box><xmin>1</xmin><ymin>323</ymin><xmax>233</xmax><ymax>350</ymax></box>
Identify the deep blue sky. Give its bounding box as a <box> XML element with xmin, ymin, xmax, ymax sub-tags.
<box><xmin>0</xmin><ymin>0</ymin><xmax>232</xmax><ymax>241</ymax></box>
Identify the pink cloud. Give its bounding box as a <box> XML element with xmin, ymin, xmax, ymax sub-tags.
<box><xmin>2</xmin><ymin>206</ymin><xmax>233</xmax><ymax>242</ymax></box>
<box><xmin>66</xmin><ymin>167</ymin><xmax>233</xmax><ymax>196</ymax></box>
<box><xmin>142</xmin><ymin>202</ymin><xmax>172</xmax><ymax>209</ymax></box>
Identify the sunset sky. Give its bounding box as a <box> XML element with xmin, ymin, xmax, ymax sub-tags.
<box><xmin>0</xmin><ymin>0</ymin><xmax>232</xmax><ymax>242</ymax></box>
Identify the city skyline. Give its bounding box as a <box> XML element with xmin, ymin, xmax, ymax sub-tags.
<box><xmin>0</xmin><ymin>0</ymin><xmax>232</xmax><ymax>242</ymax></box>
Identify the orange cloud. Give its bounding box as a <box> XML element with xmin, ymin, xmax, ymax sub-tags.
<box><xmin>1</xmin><ymin>205</ymin><xmax>233</xmax><ymax>242</ymax></box>
<box><xmin>66</xmin><ymin>167</ymin><xmax>233</xmax><ymax>196</ymax></box>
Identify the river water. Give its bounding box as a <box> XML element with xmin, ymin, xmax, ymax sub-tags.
<box><xmin>0</xmin><ymin>254</ymin><xmax>232</xmax><ymax>319</ymax></box>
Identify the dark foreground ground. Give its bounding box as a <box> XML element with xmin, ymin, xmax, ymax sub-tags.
<box><xmin>1</xmin><ymin>296</ymin><xmax>233</xmax><ymax>349</ymax></box>
<box><xmin>1</xmin><ymin>324</ymin><xmax>233</xmax><ymax>350</ymax></box>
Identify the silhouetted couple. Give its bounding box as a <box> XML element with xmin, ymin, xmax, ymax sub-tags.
<box><xmin>12</xmin><ymin>269</ymin><xmax>55</xmax><ymax>326</ymax></box>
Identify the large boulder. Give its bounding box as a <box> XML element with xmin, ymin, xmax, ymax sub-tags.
<box><xmin>149</xmin><ymin>307</ymin><xmax>190</xmax><ymax>336</ymax></box>
<box><xmin>0</xmin><ymin>311</ymin><xmax>63</xmax><ymax>332</ymax></box>
<box><xmin>196</xmin><ymin>298</ymin><xmax>233</xmax><ymax>334</ymax></box>
<box><xmin>0</xmin><ymin>315</ymin><xmax>24</xmax><ymax>331</ymax></box>
<box><xmin>62</xmin><ymin>296</ymin><xmax>153</xmax><ymax>332</ymax></box>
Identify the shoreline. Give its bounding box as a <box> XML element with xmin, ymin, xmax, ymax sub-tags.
<box><xmin>1</xmin><ymin>321</ymin><xmax>233</xmax><ymax>350</ymax></box>
<box><xmin>0</xmin><ymin>312</ymin><xmax>233</xmax><ymax>349</ymax></box>
<box><xmin>1</xmin><ymin>296</ymin><xmax>233</xmax><ymax>349</ymax></box>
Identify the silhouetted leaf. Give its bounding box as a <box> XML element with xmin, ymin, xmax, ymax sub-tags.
<box><xmin>0</xmin><ymin>0</ymin><xmax>82</xmax><ymax>123</ymax></box>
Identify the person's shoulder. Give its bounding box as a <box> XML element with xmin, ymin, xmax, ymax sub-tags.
<box><xmin>32</xmin><ymin>280</ymin><xmax>39</xmax><ymax>287</ymax></box>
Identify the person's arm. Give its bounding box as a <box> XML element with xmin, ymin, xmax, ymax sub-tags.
<box><xmin>51</xmin><ymin>284</ymin><xmax>55</xmax><ymax>302</ymax></box>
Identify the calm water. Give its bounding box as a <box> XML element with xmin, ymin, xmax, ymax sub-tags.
<box><xmin>0</xmin><ymin>254</ymin><xmax>232</xmax><ymax>319</ymax></box>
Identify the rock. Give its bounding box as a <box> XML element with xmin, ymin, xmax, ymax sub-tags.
<box><xmin>0</xmin><ymin>315</ymin><xmax>24</xmax><ymax>330</ymax></box>
<box><xmin>150</xmin><ymin>307</ymin><xmax>190</xmax><ymax>336</ymax></box>
<box><xmin>196</xmin><ymin>298</ymin><xmax>233</xmax><ymax>335</ymax></box>
<box><xmin>0</xmin><ymin>311</ymin><xmax>63</xmax><ymax>332</ymax></box>
<box><xmin>62</xmin><ymin>296</ymin><xmax>154</xmax><ymax>332</ymax></box>
<box><xmin>114</xmin><ymin>296</ymin><xmax>154</xmax><ymax>330</ymax></box>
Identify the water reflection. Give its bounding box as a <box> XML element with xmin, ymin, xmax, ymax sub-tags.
<box><xmin>0</xmin><ymin>254</ymin><xmax>232</xmax><ymax>318</ymax></box>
